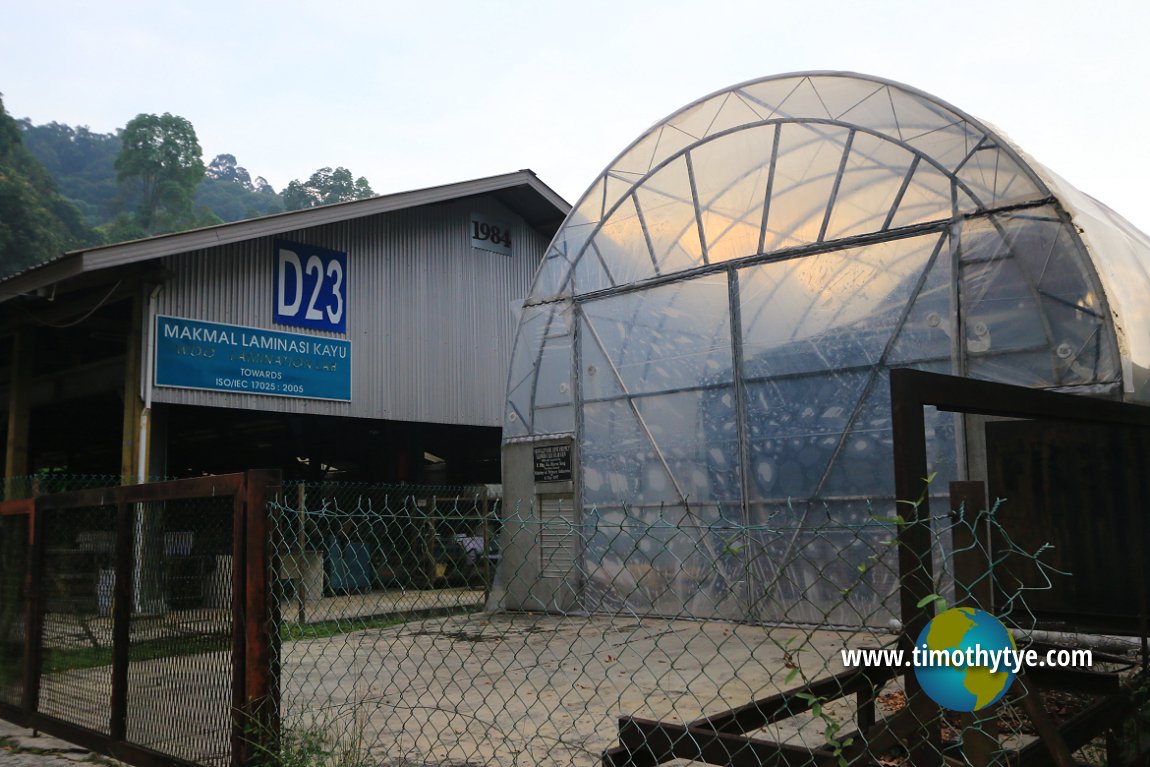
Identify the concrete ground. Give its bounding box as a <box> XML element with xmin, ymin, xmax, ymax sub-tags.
<box><xmin>23</xmin><ymin>602</ymin><xmax>900</xmax><ymax>767</ymax></box>
<box><xmin>281</xmin><ymin>612</ymin><xmax>897</xmax><ymax>767</ymax></box>
<box><xmin>40</xmin><ymin>587</ymin><xmax>486</xmax><ymax>649</ymax></box>
<box><xmin>24</xmin><ymin>587</ymin><xmax>485</xmax><ymax>767</ymax></box>
<box><xmin>0</xmin><ymin>719</ymin><xmax>121</xmax><ymax>767</ymax></box>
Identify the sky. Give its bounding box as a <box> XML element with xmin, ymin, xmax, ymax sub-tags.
<box><xmin>4</xmin><ymin>0</ymin><xmax>1150</xmax><ymax>233</ymax></box>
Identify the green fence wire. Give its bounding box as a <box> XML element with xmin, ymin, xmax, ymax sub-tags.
<box><xmin>3</xmin><ymin>476</ymin><xmax>1147</xmax><ymax>767</ymax></box>
<box><xmin>267</xmin><ymin>482</ymin><xmax>1147</xmax><ymax>767</ymax></box>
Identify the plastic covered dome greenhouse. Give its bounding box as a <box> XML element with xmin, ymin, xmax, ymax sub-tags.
<box><xmin>498</xmin><ymin>72</ymin><xmax>1150</xmax><ymax>626</ymax></box>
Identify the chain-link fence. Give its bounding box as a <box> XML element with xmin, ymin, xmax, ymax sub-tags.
<box><xmin>269</xmin><ymin>482</ymin><xmax>1148</xmax><ymax>767</ymax></box>
<box><xmin>3</xmin><ymin>473</ymin><xmax>1147</xmax><ymax>767</ymax></box>
<box><xmin>2</xmin><ymin>474</ymin><xmax>168</xmax><ymax>499</ymax></box>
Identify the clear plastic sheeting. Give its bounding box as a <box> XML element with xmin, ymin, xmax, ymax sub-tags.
<box><xmin>504</xmin><ymin>72</ymin><xmax>1143</xmax><ymax>626</ymax></box>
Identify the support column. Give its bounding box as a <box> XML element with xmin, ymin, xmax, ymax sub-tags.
<box><xmin>120</xmin><ymin>293</ymin><xmax>143</xmax><ymax>483</ymax></box>
<box><xmin>5</xmin><ymin>327</ymin><xmax>33</xmax><ymax>500</ymax></box>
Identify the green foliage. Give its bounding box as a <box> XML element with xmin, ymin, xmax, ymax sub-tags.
<box><xmin>794</xmin><ymin>692</ymin><xmax>853</xmax><ymax>766</ymax></box>
<box><xmin>281</xmin><ymin>613</ymin><xmax>408</xmax><ymax>642</ymax></box>
<box><xmin>206</xmin><ymin>152</ymin><xmax>250</xmax><ymax>186</ymax></box>
<box><xmin>197</xmin><ymin>154</ymin><xmax>283</xmax><ymax>223</ymax></box>
<box><xmin>42</xmin><ymin>632</ymin><xmax>229</xmax><ymax>674</ymax></box>
<box><xmin>17</xmin><ymin>119</ymin><xmax>121</xmax><ymax>226</ymax></box>
<box><xmin>115</xmin><ymin>112</ymin><xmax>206</xmax><ymax>234</ymax></box>
<box><xmin>0</xmin><ymin>95</ymin><xmax>97</xmax><ymax>277</ymax></box>
<box><xmin>283</xmin><ymin>166</ymin><xmax>375</xmax><ymax>211</ymax></box>
<box><xmin>916</xmin><ymin>593</ymin><xmax>949</xmax><ymax>612</ymax></box>
<box><xmin>20</xmin><ymin>121</ymin><xmax>288</xmax><ymax>230</ymax></box>
<box><xmin>15</xmin><ymin>109</ymin><xmax>376</xmax><ymax>245</ymax></box>
<box><xmin>269</xmin><ymin>722</ymin><xmax>373</xmax><ymax>767</ymax></box>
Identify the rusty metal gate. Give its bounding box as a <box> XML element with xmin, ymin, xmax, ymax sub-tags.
<box><xmin>0</xmin><ymin>471</ymin><xmax>280</xmax><ymax>767</ymax></box>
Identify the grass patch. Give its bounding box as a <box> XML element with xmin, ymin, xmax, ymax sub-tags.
<box><xmin>44</xmin><ymin>633</ymin><xmax>229</xmax><ymax>673</ymax></box>
<box><xmin>42</xmin><ymin>602</ymin><xmax>483</xmax><ymax>672</ymax></box>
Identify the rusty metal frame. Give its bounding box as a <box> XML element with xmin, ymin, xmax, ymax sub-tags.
<box><xmin>602</xmin><ymin>664</ymin><xmax>899</xmax><ymax>767</ymax></box>
<box><xmin>889</xmin><ymin>367</ymin><xmax>1150</xmax><ymax>640</ymax></box>
<box><xmin>0</xmin><ymin>471</ymin><xmax>281</xmax><ymax>767</ymax></box>
<box><xmin>891</xmin><ymin>368</ymin><xmax>1150</xmax><ymax>767</ymax></box>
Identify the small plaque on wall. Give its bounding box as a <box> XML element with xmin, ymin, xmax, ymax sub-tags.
<box><xmin>471</xmin><ymin>213</ymin><xmax>513</xmax><ymax>256</ymax></box>
<box><xmin>533</xmin><ymin>443</ymin><xmax>572</xmax><ymax>482</ymax></box>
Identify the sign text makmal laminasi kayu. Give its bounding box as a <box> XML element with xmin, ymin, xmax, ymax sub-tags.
<box><xmin>155</xmin><ymin>316</ymin><xmax>352</xmax><ymax>401</ymax></box>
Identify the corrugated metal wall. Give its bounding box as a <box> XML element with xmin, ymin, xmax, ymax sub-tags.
<box><xmin>152</xmin><ymin>196</ymin><xmax>547</xmax><ymax>426</ymax></box>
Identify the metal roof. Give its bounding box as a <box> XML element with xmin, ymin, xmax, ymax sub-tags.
<box><xmin>0</xmin><ymin>169</ymin><xmax>569</xmax><ymax>302</ymax></box>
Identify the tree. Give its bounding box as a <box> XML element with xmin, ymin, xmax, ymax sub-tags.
<box><xmin>195</xmin><ymin>174</ymin><xmax>283</xmax><ymax>222</ymax></box>
<box><xmin>18</xmin><ymin>119</ymin><xmax>120</xmax><ymax>226</ymax></box>
<box><xmin>198</xmin><ymin>153</ymin><xmax>282</xmax><ymax>223</ymax></box>
<box><xmin>282</xmin><ymin>166</ymin><xmax>374</xmax><ymax>211</ymax></box>
<box><xmin>206</xmin><ymin>153</ymin><xmax>253</xmax><ymax>189</ymax></box>
<box><xmin>114</xmin><ymin>112</ymin><xmax>205</xmax><ymax>233</ymax></box>
<box><xmin>0</xmin><ymin>95</ymin><xmax>96</xmax><ymax>277</ymax></box>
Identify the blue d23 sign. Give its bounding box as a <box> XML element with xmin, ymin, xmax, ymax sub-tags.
<box><xmin>273</xmin><ymin>240</ymin><xmax>348</xmax><ymax>333</ymax></box>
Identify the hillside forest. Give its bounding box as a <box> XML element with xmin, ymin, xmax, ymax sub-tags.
<box><xmin>0</xmin><ymin>95</ymin><xmax>375</xmax><ymax>279</ymax></box>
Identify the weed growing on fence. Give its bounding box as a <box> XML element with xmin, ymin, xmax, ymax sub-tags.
<box><xmin>245</xmin><ymin>702</ymin><xmax>375</xmax><ymax>767</ymax></box>
<box><xmin>274</xmin><ymin>723</ymin><xmax>373</xmax><ymax>767</ymax></box>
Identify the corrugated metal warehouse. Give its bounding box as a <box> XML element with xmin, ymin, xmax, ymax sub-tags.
<box><xmin>0</xmin><ymin>171</ymin><xmax>568</xmax><ymax>484</ymax></box>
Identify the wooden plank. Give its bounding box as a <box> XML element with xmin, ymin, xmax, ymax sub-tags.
<box><xmin>1015</xmin><ymin>689</ymin><xmax>1129</xmax><ymax>766</ymax></box>
<box><xmin>690</xmin><ymin>664</ymin><xmax>897</xmax><ymax>733</ymax></box>
<box><xmin>1015</xmin><ymin>672</ymin><xmax>1076</xmax><ymax>767</ymax></box>
<box><xmin>615</xmin><ymin>716</ymin><xmax>828</xmax><ymax>767</ymax></box>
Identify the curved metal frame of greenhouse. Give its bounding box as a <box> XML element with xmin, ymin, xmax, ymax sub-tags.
<box><xmin>499</xmin><ymin>72</ymin><xmax>1150</xmax><ymax>625</ymax></box>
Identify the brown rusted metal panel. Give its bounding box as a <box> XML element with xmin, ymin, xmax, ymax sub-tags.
<box><xmin>35</xmin><ymin>474</ymin><xmax>245</xmax><ymax>512</ymax></box>
<box><xmin>0</xmin><ymin>499</ymin><xmax>33</xmax><ymax>516</ymax></box>
<box><xmin>982</xmin><ymin>416</ymin><xmax>1149</xmax><ymax>634</ymax></box>
<box><xmin>1</xmin><ymin>473</ymin><xmax>264</xmax><ymax>767</ymax></box>
<box><xmin>20</xmin><ymin>712</ymin><xmax>205</xmax><ymax>767</ymax></box>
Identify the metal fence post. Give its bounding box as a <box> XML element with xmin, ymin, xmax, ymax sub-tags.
<box><xmin>238</xmin><ymin>470</ymin><xmax>281</xmax><ymax>767</ymax></box>
<box><xmin>22</xmin><ymin>499</ymin><xmax>44</xmax><ymax>719</ymax></box>
<box><xmin>950</xmin><ymin>481</ymin><xmax>998</xmax><ymax>767</ymax></box>
<box><xmin>109</xmin><ymin>500</ymin><xmax>132</xmax><ymax>741</ymax></box>
<box><xmin>889</xmin><ymin>369</ymin><xmax>942</xmax><ymax>766</ymax></box>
